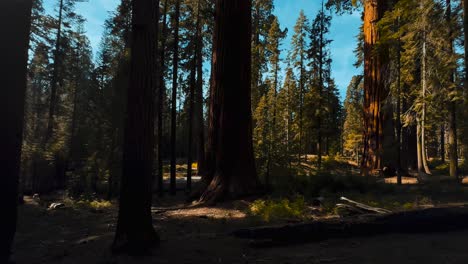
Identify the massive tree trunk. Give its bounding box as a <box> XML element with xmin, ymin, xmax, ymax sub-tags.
<box><xmin>200</xmin><ymin>0</ymin><xmax>258</xmax><ymax>204</ymax></box>
<box><xmin>361</xmin><ymin>0</ymin><xmax>390</xmax><ymax>176</ymax></box>
<box><xmin>203</xmin><ymin>20</ymin><xmax>218</xmax><ymax>185</ymax></box>
<box><xmin>170</xmin><ymin>0</ymin><xmax>181</xmax><ymax>195</ymax></box>
<box><xmin>0</xmin><ymin>0</ymin><xmax>32</xmax><ymax>261</ymax></box>
<box><xmin>112</xmin><ymin>0</ymin><xmax>159</xmax><ymax>254</ymax></box>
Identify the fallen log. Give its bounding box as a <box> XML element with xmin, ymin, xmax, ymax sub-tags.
<box><xmin>340</xmin><ymin>197</ymin><xmax>391</xmax><ymax>214</ymax></box>
<box><xmin>233</xmin><ymin>206</ymin><xmax>468</xmax><ymax>245</ymax></box>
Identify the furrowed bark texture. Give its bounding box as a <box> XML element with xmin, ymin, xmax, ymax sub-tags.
<box><xmin>200</xmin><ymin>0</ymin><xmax>258</xmax><ymax>204</ymax></box>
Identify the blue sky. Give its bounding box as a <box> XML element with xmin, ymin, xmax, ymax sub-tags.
<box><xmin>43</xmin><ymin>0</ymin><xmax>362</xmax><ymax>99</ymax></box>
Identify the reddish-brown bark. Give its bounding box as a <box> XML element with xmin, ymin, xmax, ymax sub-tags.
<box><xmin>361</xmin><ymin>0</ymin><xmax>390</xmax><ymax>176</ymax></box>
<box><xmin>200</xmin><ymin>0</ymin><xmax>258</xmax><ymax>204</ymax></box>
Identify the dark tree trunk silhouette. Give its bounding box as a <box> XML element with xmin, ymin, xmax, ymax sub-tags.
<box><xmin>0</xmin><ymin>0</ymin><xmax>32</xmax><ymax>261</ymax></box>
<box><xmin>112</xmin><ymin>0</ymin><xmax>159</xmax><ymax>254</ymax></box>
<box><xmin>200</xmin><ymin>0</ymin><xmax>258</xmax><ymax>204</ymax></box>
<box><xmin>361</xmin><ymin>0</ymin><xmax>390</xmax><ymax>176</ymax></box>
<box><xmin>170</xmin><ymin>0</ymin><xmax>181</xmax><ymax>195</ymax></box>
<box><xmin>203</xmin><ymin>5</ymin><xmax>219</xmax><ymax>184</ymax></box>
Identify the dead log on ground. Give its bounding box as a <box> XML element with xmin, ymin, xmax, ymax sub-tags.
<box><xmin>340</xmin><ymin>197</ymin><xmax>391</xmax><ymax>214</ymax></box>
<box><xmin>233</xmin><ymin>206</ymin><xmax>468</xmax><ymax>245</ymax></box>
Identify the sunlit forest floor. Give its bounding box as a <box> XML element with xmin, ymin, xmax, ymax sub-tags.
<box><xmin>13</xmin><ymin>157</ymin><xmax>468</xmax><ymax>264</ymax></box>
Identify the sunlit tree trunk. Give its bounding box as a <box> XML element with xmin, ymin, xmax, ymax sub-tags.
<box><xmin>417</xmin><ymin>119</ymin><xmax>423</xmax><ymax>175</ymax></box>
<box><xmin>440</xmin><ymin>124</ymin><xmax>445</xmax><ymax>162</ymax></box>
<box><xmin>200</xmin><ymin>0</ymin><xmax>258</xmax><ymax>204</ymax></box>
<box><xmin>0</xmin><ymin>0</ymin><xmax>32</xmax><ymax>261</ymax></box>
<box><xmin>112</xmin><ymin>0</ymin><xmax>159</xmax><ymax>254</ymax></box>
<box><xmin>420</xmin><ymin>19</ymin><xmax>431</xmax><ymax>175</ymax></box>
<box><xmin>361</xmin><ymin>0</ymin><xmax>390</xmax><ymax>176</ymax></box>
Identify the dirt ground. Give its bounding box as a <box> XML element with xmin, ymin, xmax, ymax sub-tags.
<box><xmin>11</xmin><ymin>193</ymin><xmax>468</xmax><ymax>264</ymax></box>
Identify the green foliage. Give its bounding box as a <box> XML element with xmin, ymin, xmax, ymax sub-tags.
<box><xmin>74</xmin><ymin>199</ymin><xmax>113</xmax><ymax>211</ymax></box>
<box><xmin>248</xmin><ymin>196</ymin><xmax>308</xmax><ymax>222</ymax></box>
<box><xmin>343</xmin><ymin>75</ymin><xmax>363</xmax><ymax>159</ymax></box>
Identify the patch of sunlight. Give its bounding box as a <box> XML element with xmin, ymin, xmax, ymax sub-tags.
<box><xmin>384</xmin><ymin>177</ymin><xmax>419</xmax><ymax>185</ymax></box>
<box><xmin>165</xmin><ymin>207</ymin><xmax>247</xmax><ymax>219</ymax></box>
<box><xmin>75</xmin><ymin>199</ymin><xmax>112</xmax><ymax>211</ymax></box>
<box><xmin>248</xmin><ymin>196</ymin><xmax>308</xmax><ymax>222</ymax></box>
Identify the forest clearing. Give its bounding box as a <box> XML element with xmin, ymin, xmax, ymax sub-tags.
<box><xmin>4</xmin><ymin>0</ymin><xmax>468</xmax><ymax>263</ymax></box>
<box><xmin>12</xmin><ymin>159</ymin><xmax>468</xmax><ymax>263</ymax></box>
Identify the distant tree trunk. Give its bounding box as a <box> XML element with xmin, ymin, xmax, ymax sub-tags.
<box><xmin>44</xmin><ymin>0</ymin><xmax>64</xmax><ymax>145</ymax></box>
<box><xmin>170</xmin><ymin>0</ymin><xmax>181</xmax><ymax>195</ymax></box>
<box><xmin>194</xmin><ymin>0</ymin><xmax>207</xmax><ymax>176</ymax></box>
<box><xmin>187</xmin><ymin>48</ymin><xmax>196</xmax><ymax>193</ymax></box>
<box><xmin>361</xmin><ymin>0</ymin><xmax>390</xmax><ymax>176</ymax></box>
<box><xmin>112</xmin><ymin>0</ymin><xmax>159</xmax><ymax>254</ymax></box>
<box><xmin>446</xmin><ymin>0</ymin><xmax>458</xmax><ymax>179</ymax></box>
<box><xmin>440</xmin><ymin>124</ymin><xmax>445</xmax><ymax>162</ymax></box>
<box><xmin>449</xmin><ymin>103</ymin><xmax>458</xmax><ymax>178</ymax></box>
<box><xmin>199</xmin><ymin>0</ymin><xmax>258</xmax><ymax>204</ymax></box>
<box><xmin>157</xmin><ymin>0</ymin><xmax>169</xmax><ymax>197</ymax></box>
<box><xmin>317</xmin><ymin>8</ymin><xmax>325</xmax><ymax>170</ymax></box>
<box><xmin>420</xmin><ymin>20</ymin><xmax>431</xmax><ymax>175</ymax></box>
<box><xmin>299</xmin><ymin>51</ymin><xmax>305</xmax><ymax>162</ymax></box>
<box><xmin>417</xmin><ymin>118</ymin><xmax>423</xmax><ymax>174</ymax></box>
<box><xmin>396</xmin><ymin>36</ymin><xmax>402</xmax><ymax>185</ymax></box>
<box><xmin>0</xmin><ymin>0</ymin><xmax>32</xmax><ymax>261</ymax></box>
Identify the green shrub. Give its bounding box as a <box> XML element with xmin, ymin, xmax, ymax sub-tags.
<box><xmin>248</xmin><ymin>196</ymin><xmax>308</xmax><ymax>222</ymax></box>
<box><xmin>75</xmin><ymin>199</ymin><xmax>112</xmax><ymax>211</ymax></box>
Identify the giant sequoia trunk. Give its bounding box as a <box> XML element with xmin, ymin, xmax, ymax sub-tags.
<box><xmin>0</xmin><ymin>0</ymin><xmax>32</xmax><ymax>260</ymax></box>
<box><xmin>112</xmin><ymin>0</ymin><xmax>159</xmax><ymax>254</ymax></box>
<box><xmin>200</xmin><ymin>0</ymin><xmax>258</xmax><ymax>204</ymax></box>
<box><xmin>361</xmin><ymin>0</ymin><xmax>390</xmax><ymax>176</ymax></box>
